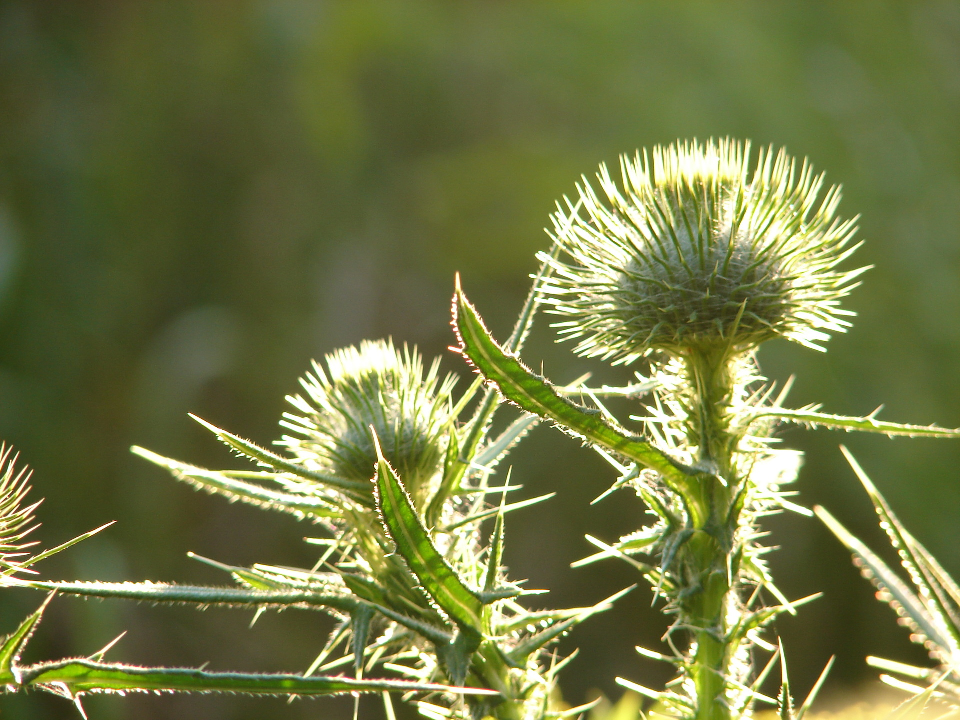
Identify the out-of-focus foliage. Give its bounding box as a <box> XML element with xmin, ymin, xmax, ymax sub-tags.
<box><xmin>0</xmin><ymin>1</ymin><xmax>958</xmax><ymax>718</ymax></box>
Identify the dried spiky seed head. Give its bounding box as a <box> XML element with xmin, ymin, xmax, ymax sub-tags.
<box><xmin>279</xmin><ymin>339</ymin><xmax>456</xmax><ymax>502</ymax></box>
<box><xmin>539</xmin><ymin>139</ymin><xmax>866</xmax><ymax>363</ymax></box>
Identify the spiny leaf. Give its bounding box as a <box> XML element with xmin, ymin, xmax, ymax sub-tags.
<box><xmin>903</xmin><ymin>536</ymin><xmax>960</xmax><ymax>631</ymax></box>
<box><xmin>751</xmin><ymin>408</ymin><xmax>960</xmax><ymax>438</ymax></box>
<box><xmin>433</xmin><ymin>631</ymin><xmax>476</xmax><ymax>687</ymax></box>
<box><xmin>440</xmin><ymin>493</ymin><xmax>554</xmax><ymax>532</ymax></box>
<box><xmin>184</xmin><ymin>553</ymin><xmax>341</xmax><ymax>594</ymax></box>
<box><xmin>841</xmin><ymin>446</ymin><xmax>960</xmax><ymax>652</ymax></box>
<box><xmin>423</xmin><ymin>252</ymin><xmax>557</xmax><ymax>528</ymax></box>
<box><xmin>184</xmin><ymin>417</ymin><xmax>374</xmax><ymax>496</ymax></box>
<box><xmin>340</xmin><ymin>573</ymin><xmax>392</xmax><ymax>608</ymax></box>
<box><xmin>12</xmin><ymin>579</ymin><xmax>358</xmax><ymax>613</ymax></box>
<box><xmin>132</xmin><ymin>447</ymin><xmax>346</xmax><ymax>519</ymax></box>
<box><xmin>740</xmin><ymin>553</ymin><xmax>796</xmax><ymax>614</ymax></box>
<box><xmin>362</xmin><ymin>600</ymin><xmax>452</xmax><ymax>646</ymax></box>
<box><xmin>483</xmin><ymin>507</ymin><xmax>504</xmax><ymax>594</ymax></box>
<box><xmin>0</xmin><ymin>593</ymin><xmax>52</xmax><ymax>682</ymax></box>
<box><xmin>729</xmin><ymin>594</ymin><xmax>822</xmax><ymax>641</ymax></box>
<box><xmin>779</xmin><ymin>645</ymin><xmax>794</xmax><ymax>720</ymax></box>
<box><xmin>12</xmin><ymin>523</ymin><xmax>114</xmax><ymax>573</ymax></box>
<box><xmin>493</xmin><ymin>607</ymin><xmax>597</xmax><ymax>636</ymax></box>
<box><xmin>16</xmin><ymin>658</ymin><xmax>498</xmax><ymax>697</ymax></box>
<box><xmin>815</xmin><ymin>506</ymin><xmax>953</xmax><ymax>651</ymax></box>
<box><xmin>351</xmin><ymin>604</ymin><xmax>374</xmax><ymax>678</ymax></box>
<box><xmin>473</xmin><ymin>414</ymin><xmax>539</xmax><ymax>470</ymax></box>
<box><xmin>508</xmin><ymin>586</ymin><xmax>633</xmax><ymax>662</ymax></box>
<box><xmin>372</xmin><ymin>433</ymin><xmax>483</xmax><ymax>634</ymax></box>
<box><xmin>884</xmin><ymin>671</ymin><xmax>951</xmax><ymax>720</ymax></box>
<box><xmin>425</xmin><ymin>426</ymin><xmax>461</xmax><ymax>527</ymax></box>
<box><xmin>453</xmin><ymin>280</ymin><xmax>701</xmax><ymax>518</ymax></box>
<box><xmin>508</xmin><ymin>613</ymin><xmax>584</xmax><ymax>663</ymax></box>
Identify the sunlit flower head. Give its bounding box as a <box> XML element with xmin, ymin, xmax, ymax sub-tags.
<box><xmin>279</xmin><ymin>339</ymin><xmax>456</xmax><ymax>501</ymax></box>
<box><xmin>0</xmin><ymin>446</ymin><xmax>40</xmax><ymax>572</ymax></box>
<box><xmin>539</xmin><ymin>138</ymin><xmax>866</xmax><ymax>363</ymax></box>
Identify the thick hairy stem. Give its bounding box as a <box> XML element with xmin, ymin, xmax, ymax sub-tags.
<box><xmin>469</xmin><ymin>642</ymin><xmax>528</xmax><ymax>720</ymax></box>
<box><xmin>680</xmin><ymin>350</ymin><xmax>743</xmax><ymax>720</ymax></box>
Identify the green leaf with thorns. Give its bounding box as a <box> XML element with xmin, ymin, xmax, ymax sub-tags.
<box><xmin>189</xmin><ymin>417</ymin><xmax>373</xmax><ymax>497</ymax></box>
<box><xmin>132</xmin><ymin>447</ymin><xmax>346</xmax><ymax>520</ymax></box>
<box><xmin>748</xmin><ymin>407</ymin><xmax>960</xmax><ymax>438</ymax></box>
<box><xmin>453</xmin><ymin>278</ymin><xmax>703</xmax><ymax>520</ymax></box>
<box><xmin>372</xmin><ymin>430</ymin><xmax>484</xmax><ymax>634</ymax></box>
<box><xmin>17</xmin><ymin>658</ymin><xmax>496</xmax><ymax>698</ymax></box>
<box><xmin>0</xmin><ymin>593</ymin><xmax>50</xmax><ymax>683</ymax></box>
<box><xmin>7</xmin><ymin>579</ymin><xmax>360</xmax><ymax>614</ymax></box>
<box><xmin>507</xmin><ymin>586</ymin><xmax>633</xmax><ymax>663</ymax></box>
<box><xmin>0</xmin><ymin>596</ymin><xmax>498</xmax><ymax>702</ymax></box>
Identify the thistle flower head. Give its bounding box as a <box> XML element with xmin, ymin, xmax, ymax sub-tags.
<box><xmin>540</xmin><ymin>138</ymin><xmax>865</xmax><ymax>363</ymax></box>
<box><xmin>0</xmin><ymin>445</ymin><xmax>40</xmax><ymax>572</ymax></box>
<box><xmin>280</xmin><ymin>339</ymin><xmax>456</xmax><ymax>501</ymax></box>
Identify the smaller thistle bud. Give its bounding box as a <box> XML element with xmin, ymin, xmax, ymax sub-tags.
<box><xmin>279</xmin><ymin>339</ymin><xmax>456</xmax><ymax>502</ymax></box>
<box><xmin>539</xmin><ymin>138</ymin><xmax>866</xmax><ymax>363</ymax></box>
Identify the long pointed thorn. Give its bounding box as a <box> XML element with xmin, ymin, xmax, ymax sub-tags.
<box><xmin>616</xmin><ymin>676</ymin><xmax>662</xmax><ymax>700</ymax></box>
<box><xmin>774</xmin><ymin>375</ymin><xmax>796</xmax><ymax>408</ymax></box>
<box><xmin>839</xmin><ymin>445</ymin><xmax>876</xmax><ymax>494</ymax></box>
<box><xmin>797</xmin><ymin>655</ymin><xmax>835</xmax><ymax>720</ymax></box>
<box><xmin>74</xmin><ymin>696</ymin><xmax>88</xmax><ymax>720</ymax></box>
<box><xmin>88</xmin><ymin>631</ymin><xmax>126</xmax><ymax>662</ymax></box>
<box><xmin>186</xmin><ymin>551</ymin><xmax>236</xmax><ymax>573</ymax></box>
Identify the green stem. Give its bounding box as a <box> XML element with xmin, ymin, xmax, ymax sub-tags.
<box><xmin>469</xmin><ymin>641</ymin><xmax>537</xmax><ymax>720</ymax></box>
<box><xmin>680</xmin><ymin>349</ymin><xmax>742</xmax><ymax>720</ymax></box>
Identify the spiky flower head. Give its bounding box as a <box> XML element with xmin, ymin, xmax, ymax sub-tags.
<box><xmin>279</xmin><ymin>339</ymin><xmax>456</xmax><ymax>503</ymax></box>
<box><xmin>0</xmin><ymin>445</ymin><xmax>40</xmax><ymax>573</ymax></box>
<box><xmin>539</xmin><ymin>138</ymin><xmax>865</xmax><ymax>363</ymax></box>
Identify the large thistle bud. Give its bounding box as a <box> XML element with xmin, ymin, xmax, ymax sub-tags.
<box><xmin>279</xmin><ymin>339</ymin><xmax>456</xmax><ymax>503</ymax></box>
<box><xmin>539</xmin><ymin>139</ymin><xmax>865</xmax><ymax>363</ymax></box>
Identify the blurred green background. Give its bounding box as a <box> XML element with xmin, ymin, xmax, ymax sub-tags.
<box><xmin>1</xmin><ymin>1</ymin><xmax>959</xmax><ymax>717</ymax></box>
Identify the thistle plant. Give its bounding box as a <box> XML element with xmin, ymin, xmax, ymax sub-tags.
<box><xmin>453</xmin><ymin>138</ymin><xmax>960</xmax><ymax>720</ymax></box>
<box><xmin>3</xmin><ymin>137</ymin><xmax>959</xmax><ymax>720</ymax></box>
<box><xmin>3</xmin><ymin>263</ymin><xmax>618</xmax><ymax>719</ymax></box>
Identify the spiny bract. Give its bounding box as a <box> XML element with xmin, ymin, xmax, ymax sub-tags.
<box><xmin>539</xmin><ymin>138</ymin><xmax>866</xmax><ymax>363</ymax></box>
<box><xmin>279</xmin><ymin>339</ymin><xmax>456</xmax><ymax>502</ymax></box>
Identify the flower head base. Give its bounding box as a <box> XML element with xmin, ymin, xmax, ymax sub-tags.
<box><xmin>280</xmin><ymin>339</ymin><xmax>456</xmax><ymax>502</ymax></box>
<box><xmin>540</xmin><ymin>139</ymin><xmax>865</xmax><ymax>363</ymax></box>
